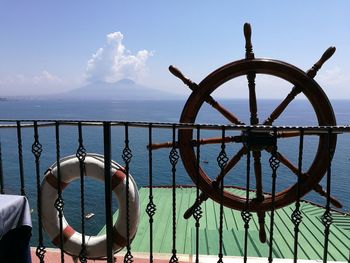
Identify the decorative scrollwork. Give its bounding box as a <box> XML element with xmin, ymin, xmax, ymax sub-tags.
<box><xmin>76</xmin><ymin>145</ymin><xmax>86</xmax><ymax>162</ymax></box>
<box><xmin>169</xmin><ymin>148</ymin><xmax>179</xmax><ymax>166</ymax></box>
<box><xmin>217</xmin><ymin>150</ymin><xmax>228</xmax><ymax>169</ymax></box>
<box><xmin>79</xmin><ymin>247</ymin><xmax>87</xmax><ymax>263</ymax></box>
<box><xmin>122</xmin><ymin>147</ymin><xmax>133</xmax><ymax>164</ymax></box>
<box><xmin>241</xmin><ymin>210</ymin><xmax>252</xmax><ymax>224</ymax></box>
<box><xmin>32</xmin><ymin>141</ymin><xmax>43</xmax><ymax>158</ymax></box>
<box><xmin>146</xmin><ymin>201</ymin><xmax>156</xmax><ymax>218</ymax></box>
<box><xmin>217</xmin><ymin>254</ymin><xmax>224</xmax><ymax>263</ymax></box>
<box><xmin>291</xmin><ymin>209</ymin><xmax>302</xmax><ymax>226</ymax></box>
<box><xmin>169</xmin><ymin>252</ymin><xmax>179</xmax><ymax>263</ymax></box>
<box><xmin>54</xmin><ymin>197</ymin><xmax>64</xmax><ymax>212</ymax></box>
<box><xmin>269</xmin><ymin>154</ymin><xmax>280</xmax><ymax>171</ymax></box>
<box><xmin>193</xmin><ymin>204</ymin><xmax>203</xmax><ymax>222</ymax></box>
<box><xmin>321</xmin><ymin>211</ymin><xmax>333</xmax><ymax>227</ymax></box>
<box><xmin>35</xmin><ymin>245</ymin><xmax>46</xmax><ymax>262</ymax></box>
<box><xmin>124</xmin><ymin>250</ymin><xmax>134</xmax><ymax>263</ymax></box>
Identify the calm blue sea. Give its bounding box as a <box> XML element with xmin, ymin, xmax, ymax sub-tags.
<box><xmin>0</xmin><ymin>99</ymin><xmax>349</xmax><ymax>245</ymax></box>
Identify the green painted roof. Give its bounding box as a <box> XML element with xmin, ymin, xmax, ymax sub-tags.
<box><xmin>100</xmin><ymin>187</ymin><xmax>350</xmax><ymax>261</ymax></box>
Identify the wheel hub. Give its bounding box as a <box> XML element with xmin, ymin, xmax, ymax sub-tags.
<box><xmin>242</xmin><ymin>131</ymin><xmax>276</xmax><ymax>151</ymax></box>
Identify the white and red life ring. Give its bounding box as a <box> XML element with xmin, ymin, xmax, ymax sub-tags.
<box><xmin>40</xmin><ymin>154</ymin><xmax>140</xmax><ymax>259</ymax></box>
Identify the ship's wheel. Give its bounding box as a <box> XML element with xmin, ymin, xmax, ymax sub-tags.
<box><xmin>149</xmin><ymin>23</ymin><xmax>341</xmax><ymax>242</ymax></box>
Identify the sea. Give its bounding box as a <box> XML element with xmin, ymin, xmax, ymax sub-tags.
<box><xmin>0</xmin><ymin>99</ymin><xmax>349</xmax><ymax>246</ymax></box>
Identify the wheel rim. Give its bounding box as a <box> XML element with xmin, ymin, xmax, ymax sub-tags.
<box><xmin>178</xmin><ymin>58</ymin><xmax>337</xmax><ymax>212</ymax></box>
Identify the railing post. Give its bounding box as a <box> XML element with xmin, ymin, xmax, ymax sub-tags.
<box><xmin>103</xmin><ymin>122</ymin><xmax>114</xmax><ymax>262</ymax></box>
<box><xmin>146</xmin><ymin>124</ymin><xmax>156</xmax><ymax>263</ymax></box>
<box><xmin>241</xmin><ymin>129</ymin><xmax>252</xmax><ymax>263</ymax></box>
<box><xmin>16</xmin><ymin>121</ymin><xmax>26</xmax><ymax>196</ymax></box>
<box><xmin>76</xmin><ymin>122</ymin><xmax>87</xmax><ymax>262</ymax></box>
<box><xmin>268</xmin><ymin>128</ymin><xmax>280</xmax><ymax>263</ymax></box>
<box><xmin>122</xmin><ymin>122</ymin><xmax>133</xmax><ymax>263</ymax></box>
<box><xmin>322</xmin><ymin>128</ymin><xmax>334</xmax><ymax>263</ymax></box>
<box><xmin>193</xmin><ymin>126</ymin><xmax>202</xmax><ymax>263</ymax></box>
<box><xmin>54</xmin><ymin>121</ymin><xmax>65</xmax><ymax>263</ymax></box>
<box><xmin>0</xmin><ymin>139</ymin><xmax>4</xmax><ymax>194</ymax></box>
<box><xmin>169</xmin><ymin>124</ymin><xmax>179</xmax><ymax>263</ymax></box>
<box><xmin>291</xmin><ymin>128</ymin><xmax>304</xmax><ymax>263</ymax></box>
<box><xmin>32</xmin><ymin>121</ymin><xmax>46</xmax><ymax>263</ymax></box>
<box><xmin>217</xmin><ymin>126</ymin><xmax>228</xmax><ymax>263</ymax></box>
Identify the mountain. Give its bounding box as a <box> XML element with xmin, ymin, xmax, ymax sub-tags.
<box><xmin>59</xmin><ymin>79</ymin><xmax>180</xmax><ymax>100</ymax></box>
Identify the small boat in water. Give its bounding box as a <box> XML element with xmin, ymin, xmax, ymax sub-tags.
<box><xmin>85</xmin><ymin>213</ymin><xmax>95</xmax><ymax>219</ymax></box>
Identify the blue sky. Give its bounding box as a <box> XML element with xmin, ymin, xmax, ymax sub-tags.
<box><xmin>0</xmin><ymin>1</ymin><xmax>349</xmax><ymax>98</ymax></box>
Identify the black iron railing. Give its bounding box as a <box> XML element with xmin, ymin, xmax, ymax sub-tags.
<box><xmin>0</xmin><ymin>120</ymin><xmax>349</xmax><ymax>263</ymax></box>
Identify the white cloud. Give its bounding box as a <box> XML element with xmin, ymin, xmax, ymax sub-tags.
<box><xmin>317</xmin><ymin>67</ymin><xmax>348</xmax><ymax>86</ymax></box>
<box><xmin>315</xmin><ymin>66</ymin><xmax>350</xmax><ymax>99</ymax></box>
<box><xmin>0</xmin><ymin>71</ymin><xmax>75</xmax><ymax>96</ymax></box>
<box><xmin>85</xmin><ymin>32</ymin><xmax>153</xmax><ymax>83</ymax></box>
<box><xmin>33</xmin><ymin>70</ymin><xmax>61</xmax><ymax>84</ymax></box>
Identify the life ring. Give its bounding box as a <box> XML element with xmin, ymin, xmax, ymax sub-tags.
<box><xmin>40</xmin><ymin>154</ymin><xmax>140</xmax><ymax>259</ymax></box>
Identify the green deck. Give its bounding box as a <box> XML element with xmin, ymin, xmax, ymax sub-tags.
<box><xmin>99</xmin><ymin>187</ymin><xmax>350</xmax><ymax>261</ymax></box>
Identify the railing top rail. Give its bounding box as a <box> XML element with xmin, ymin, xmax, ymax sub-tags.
<box><xmin>0</xmin><ymin>119</ymin><xmax>350</xmax><ymax>133</ymax></box>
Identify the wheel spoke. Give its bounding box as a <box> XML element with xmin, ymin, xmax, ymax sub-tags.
<box><xmin>263</xmin><ymin>87</ymin><xmax>301</xmax><ymax>125</ymax></box>
<box><xmin>270</xmin><ymin>148</ymin><xmax>301</xmax><ymax>174</ymax></box>
<box><xmin>257</xmin><ymin>211</ymin><xmax>267</xmax><ymax>243</ymax></box>
<box><xmin>265</xmin><ymin>148</ymin><xmax>342</xmax><ymax>208</ymax></box>
<box><xmin>252</xmin><ymin>150</ymin><xmax>267</xmax><ymax>243</ymax></box>
<box><xmin>247</xmin><ymin>72</ymin><xmax>259</xmax><ymax>125</ymax></box>
<box><xmin>169</xmin><ymin>65</ymin><xmax>245</xmax><ymax>125</ymax></box>
<box><xmin>148</xmin><ymin>135</ymin><xmax>243</xmax><ymax>150</ymax></box>
<box><xmin>147</xmin><ymin>141</ymin><xmax>178</xmax><ymax>150</ymax></box>
<box><xmin>183</xmin><ymin>146</ymin><xmax>246</xmax><ymax>219</ymax></box>
<box><xmin>208</xmin><ymin>98</ymin><xmax>245</xmax><ymax>125</ymax></box>
<box><xmin>276</xmin><ymin>130</ymin><xmax>342</xmax><ymax>139</ymax></box>
<box><xmin>244</xmin><ymin>23</ymin><xmax>259</xmax><ymax>125</ymax></box>
<box><xmin>253</xmin><ymin>151</ymin><xmax>263</xmax><ymax>200</ymax></box>
<box><xmin>263</xmin><ymin>47</ymin><xmax>336</xmax><ymax>126</ymax></box>
<box><xmin>277</xmin><ymin>130</ymin><xmax>308</xmax><ymax>138</ymax></box>
<box><xmin>195</xmin><ymin>136</ymin><xmax>243</xmax><ymax>146</ymax></box>
<box><xmin>277</xmin><ymin>130</ymin><xmax>318</xmax><ymax>139</ymax></box>
<box><xmin>221</xmin><ymin>146</ymin><xmax>247</xmax><ymax>178</ymax></box>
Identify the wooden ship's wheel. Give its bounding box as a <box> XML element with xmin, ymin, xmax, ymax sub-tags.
<box><xmin>149</xmin><ymin>23</ymin><xmax>342</xmax><ymax>242</ymax></box>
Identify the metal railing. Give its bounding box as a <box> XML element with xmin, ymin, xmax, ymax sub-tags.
<box><xmin>0</xmin><ymin>120</ymin><xmax>349</xmax><ymax>263</ymax></box>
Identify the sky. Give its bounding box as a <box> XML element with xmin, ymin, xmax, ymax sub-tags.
<box><xmin>0</xmin><ymin>0</ymin><xmax>349</xmax><ymax>99</ymax></box>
